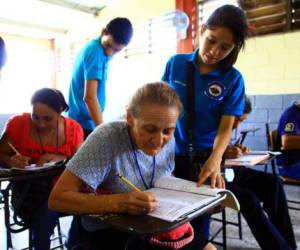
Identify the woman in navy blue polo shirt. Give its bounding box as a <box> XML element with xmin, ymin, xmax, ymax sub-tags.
<box><xmin>162</xmin><ymin>4</ymin><xmax>248</xmax><ymax>189</ymax></box>
<box><xmin>162</xmin><ymin>5</ymin><xmax>248</xmax><ymax>244</ymax></box>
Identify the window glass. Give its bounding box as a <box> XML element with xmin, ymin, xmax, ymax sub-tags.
<box><xmin>0</xmin><ymin>39</ymin><xmax>53</xmax><ymax>113</ymax></box>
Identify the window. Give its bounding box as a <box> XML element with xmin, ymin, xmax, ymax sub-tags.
<box><xmin>54</xmin><ymin>38</ymin><xmax>88</xmax><ymax>96</ymax></box>
<box><xmin>122</xmin><ymin>14</ymin><xmax>177</xmax><ymax>57</ymax></box>
<box><xmin>291</xmin><ymin>0</ymin><xmax>300</xmax><ymax>29</ymax></box>
<box><xmin>54</xmin><ymin>13</ymin><xmax>179</xmax><ymax>122</ymax></box>
<box><xmin>198</xmin><ymin>0</ymin><xmax>239</xmax><ymax>25</ymax></box>
<box><xmin>0</xmin><ymin>37</ymin><xmax>53</xmax><ymax>114</ymax></box>
<box><xmin>104</xmin><ymin>14</ymin><xmax>178</xmax><ymax>121</ymax></box>
<box><xmin>241</xmin><ymin>0</ymin><xmax>290</xmax><ymax>36</ymax></box>
<box><xmin>198</xmin><ymin>0</ymin><xmax>300</xmax><ymax>36</ymax></box>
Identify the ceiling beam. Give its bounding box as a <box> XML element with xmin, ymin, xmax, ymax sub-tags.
<box><xmin>0</xmin><ymin>17</ymin><xmax>68</xmax><ymax>35</ymax></box>
<box><xmin>38</xmin><ymin>0</ymin><xmax>106</xmax><ymax>16</ymax></box>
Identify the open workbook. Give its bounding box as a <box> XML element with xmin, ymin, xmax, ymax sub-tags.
<box><xmin>224</xmin><ymin>150</ymin><xmax>281</xmax><ymax>166</ymax></box>
<box><xmin>146</xmin><ymin>176</ymin><xmax>239</xmax><ymax>222</ymax></box>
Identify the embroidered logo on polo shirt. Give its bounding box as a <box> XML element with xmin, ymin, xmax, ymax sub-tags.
<box><xmin>284</xmin><ymin>123</ymin><xmax>294</xmax><ymax>132</ymax></box>
<box><xmin>204</xmin><ymin>81</ymin><xmax>225</xmax><ymax>100</ymax></box>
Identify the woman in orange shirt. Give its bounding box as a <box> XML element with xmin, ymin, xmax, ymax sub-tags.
<box><xmin>0</xmin><ymin>88</ymin><xmax>83</xmax><ymax>250</ymax></box>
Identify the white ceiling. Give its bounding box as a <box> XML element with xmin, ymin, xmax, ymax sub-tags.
<box><xmin>0</xmin><ymin>0</ymin><xmax>109</xmax><ymax>39</ymax></box>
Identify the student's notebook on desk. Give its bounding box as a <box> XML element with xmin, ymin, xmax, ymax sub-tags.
<box><xmin>10</xmin><ymin>160</ymin><xmax>66</xmax><ymax>172</ymax></box>
<box><xmin>224</xmin><ymin>151</ymin><xmax>279</xmax><ymax>166</ymax></box>
<box><xmin>247</xmin><ymin>150</ymin><xmax>281</xmax><ymax>156</ymax></box>
<box><xmin>146</xmin><ymin>176</ymin><xmax>239</xmax><ymax>222</ymax></box>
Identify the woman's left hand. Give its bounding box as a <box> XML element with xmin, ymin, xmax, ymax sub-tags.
<box><xmin>36</xmin><ymin>153</ymin><xmax>66</xmax><ymax>166</ymax></box>
<box><xmin>197</xmin><ymin>154</ymin><xmax>225</xmax><ymax>189</ymax></box>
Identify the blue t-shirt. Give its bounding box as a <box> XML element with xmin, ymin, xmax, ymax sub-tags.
<box><xmin>276</xmin><ymin>102</ymin><xmax>300</xmax><ymax>180</ymax></box>
<box><xmin>68</xmin><ymin>36</ymin><xmax>110</xmax><ymax>130</ymax></box>
<box><xmin>162</xmin><ymin>49</ymin><xmax>245</xmax><ymax>154</ymax></box>
<box><xmin>277</xmin><ymin>102</ymin><xmax>300</xmax><ymax>139</ymax></box>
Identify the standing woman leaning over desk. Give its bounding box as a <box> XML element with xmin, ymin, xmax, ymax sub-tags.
<box><xmin>162</xmin><ymin>4</ymin><xmax>248</xmax><ymax>239</ymax></box>
<box><xmin>0</xmin><ymin>88</ymin><xmax>83</xmax><ymax>250</ymax></box>
<box><xmin>162</xmin><ymin>4</ymin><xmax>248</xmax><ymax>188</ymax></box>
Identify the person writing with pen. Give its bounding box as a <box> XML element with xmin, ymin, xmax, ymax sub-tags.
<box><xmin>223</xmin><ymin>96</ymin><xmax>296</xmax><ymax>250</ymax></box>
<box><xmin>5</xmin><ymin>141</ymin><xmax>31</xmax><ymax>167</ymax></box>
<box><xmin>224</xmin><ymin>98</ymin><xmax>251</xmax><ymax>159</ymax></box>
<box><xmin>0</xmin><ymin>88</ymin><xmax>83</xmax><ymax>250</ymax></box>
<box><xmin>49</xmin><ymin>82</ymin><xmax>216</xmax><ymax>250</ymax></box>
<box><xmin>225</xmin><ymin>142</ymin><xmax>249</xmax><ymax>159</ymax></box>
<box><xmin>0</xmin><ymin>88</ymin><xmax>83</xmax><ymax>168</ymax></box>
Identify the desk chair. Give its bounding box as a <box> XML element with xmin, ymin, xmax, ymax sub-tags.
<box><xmin>215</xmin><ymin>168</ymin><xmax>243</xmax><ymax>241</ymax></box>
<box><xmin>0</xmin><ymin>180</ymin><xmax>8</xmax><ymax>208</ymax></box>
<box><xmin>238</xmin><ymin>128</ymin><xmax>260</xmax><ymax>145</ymax></box>
<box><xmin>2</xmin><ymin>183</ymin><xmax>65</xmax><ymax>250</ymax></box>
<box><xmin>265</xmin><ymin>123</ymin><xmax>300</xmax><ymax>211</ymax></box>
<box><xmin>234</xmin><ymin>127</ymin><xmax>274</xmax><ymax>174</ymax></box>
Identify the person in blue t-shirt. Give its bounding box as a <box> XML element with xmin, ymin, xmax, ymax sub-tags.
<box><xmin>68</xmin><ymin>17</ymin><xmax>133</xmax><ymax>138</ymax></box>
<box><xmin>276</xmin><ymin>101</ymin><xmax>300</xmax><ymax>180</ymax></box>
<box><xmin>67</xmin><ymin>18</ymin><xmax>133</xmax><ymax>249</ymax></box>
<box><xmin>0</xmin><ymin>36</ymin><xmax>7</xmax><ymax>78</ymax></box>
<box><xmin>162</xmin><ymin>5</ymin><xmax>248</xmax><ymax>241</ymax></box>
<box><xmin>224</xmin><ymin>96</ymin><xmax>296</xmax><ymax>250</ymax></box>
<box><xmin>162</xmin><ymin>5</ymin><xmax>248</xmax><ymax>188</ymax></box>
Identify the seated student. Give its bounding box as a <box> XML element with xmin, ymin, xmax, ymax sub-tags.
<box><xmin>223</xmin><ymin>96</ymin><xmax>296</xmax><ymax>250</ymax></box>
<box><xmin>276</xmin><ymin>100</ymin><xmax>300</xmax><ymax>180</ymax></box>
<box><xmin>0</xmin><ymin>88</ymin><xmax>83</xmax><ymax>250</ymax></box>
<box><xmin>0</xmin><ymin>36</ymin><xmax>7</xmax><ymax>76</ymax></box>
<box><xmin>49</xmin><ymin>82</ymin><xmax>216</xmax><ymax>250</ymax></box>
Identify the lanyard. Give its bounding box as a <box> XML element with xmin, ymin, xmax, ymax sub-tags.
<box><xmin>127</xmin><ymin>127</ymin><xmax>156</xmax><ymax>189</ymax></box>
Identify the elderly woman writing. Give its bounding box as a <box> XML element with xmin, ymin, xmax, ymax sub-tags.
<box><xmin>0</xmin><ymin>88</ymin><xmax>83</xmax><ymax>250</ymax></box>
<box><xmin>49</xmin><ymin>82</ymin><xmax>216</xmax><ymax>250</ymax></box>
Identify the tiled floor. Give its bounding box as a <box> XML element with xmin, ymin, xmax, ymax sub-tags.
<box><xmin>211</xmin><ymin>184</ymin><xmax>300</xmax><ymax>250</ymax></box>
<box><xmin>0</xmin><ymin>206</ymin><xmax>71</xmax><ymax>250</ymax></box>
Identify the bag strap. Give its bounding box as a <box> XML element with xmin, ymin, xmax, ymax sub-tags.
<box><xmin>187</xmin><ymin>61</ymin><xmax>195</xmax><ymax>153</ymax></box>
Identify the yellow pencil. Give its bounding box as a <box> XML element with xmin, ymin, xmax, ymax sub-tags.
<box><xmin>116</xmin><ymin>173</ymin><xmax>141</xmax><ymax>192</ymax></box>
<box><xmin>8</xmin><ymin>142</ymin><xmax>21</xmax><ymax>156</ymax></box>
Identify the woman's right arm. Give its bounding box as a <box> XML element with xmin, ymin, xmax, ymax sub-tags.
<box><xmin>48</xmin><ymin>169</ymin><xmax>158</xmax><ymax>215</ymax></box>
<box><xmin>0</xmin><ymin>133</ymin><xmax>29</xmax><ymax>168</ymax></box>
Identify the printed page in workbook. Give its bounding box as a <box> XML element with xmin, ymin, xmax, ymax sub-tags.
<box><xmin>147</xmin><ymin>176</ymin><xmax>239</xmax><ymax>222</ymax></box>
<box><xmin>224</xmin><ymin>153</ymin><xmax>270</xmax><ymax>166</ymax></box>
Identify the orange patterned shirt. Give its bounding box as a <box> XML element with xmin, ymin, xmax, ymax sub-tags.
<box><xmin>5</xmin><ymin>113</ymin><xmax>83</xmax><ymax>163</ymax></box>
